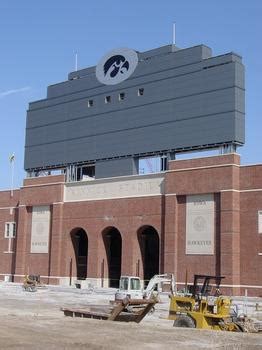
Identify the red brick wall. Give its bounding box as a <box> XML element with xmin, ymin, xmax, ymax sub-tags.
<box><xmin>13</xmin><ymin>176</ymin><xmax>64</xmax><ymax>283</ymax></box>
<box><xmin>240</xmin><ymin>197</ymin><xmax>262</xmax><ymax>295</ymax></box>
<box><xmin>60</xmin><ymin>196</ymin><xmax>163</xmax><ymax>281</ymax></box>
<box><xmin>0</xmin><ymin>190</ymin><xmax>19</xmax><ymax>281</ymax></box>
<box><xmin>0</xmin><ymin>155</ymin><xmax>261</xmax><ymax>295</ymax></box>
<box><xmin>169</xmin><ymin>153</ymin><xmax>240</xmax><ymax>171</ymax></box>
<box><xmin>240</xmin><ymin>165</ymin><xmax>262</xmax><ymax>190</ymax></box>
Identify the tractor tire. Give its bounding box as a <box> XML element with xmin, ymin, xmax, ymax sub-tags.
<box><xmin>173</xmin><ymin>315</ymin><xmax>195</xmax><ymax>328</ymax></box>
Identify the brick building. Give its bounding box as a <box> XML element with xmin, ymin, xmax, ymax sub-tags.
<box><xmin>0</xmin><ymin>153</ymin><xmax>262</xmax><ymax>296</ymax></box>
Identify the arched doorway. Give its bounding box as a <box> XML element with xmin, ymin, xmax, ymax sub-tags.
<box><xmin>103</xmin><ymin>227</ymin><xmax>122</xmax><ymax>288</ymax></box>
<box><xmin>138</xmin><ymin>226</ymin><xmax>159</xmax><ymax>284</ymax></box>
<box><xmin>71</xmin><ymin>228</ymin><xmax>88</xmax><ymax>280</ymax></box>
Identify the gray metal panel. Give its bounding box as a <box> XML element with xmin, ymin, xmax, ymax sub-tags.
<box><xmin>27</xmin><ymin>62</ymin><xmax>239</xmax><ymax>128</ymax></box>
<box><xmin>25</xmin><ymin>88</ymin><xmax>237</xmax><ymax>146</ymax></box>
<box><xmin>66</xmin><ymin>45</ymin><xmax>209</xmax><ymax>81</ymax></box>
<box><xmin>30</xmin><ymin>53</ymin><xmax>240</xmax><ymax>111</ymax></box>
<box><xmin>95</xmin><ymin>158</ymin><xmax>138</xmax><ymax>178</ymax></box>
<box><xmin>24</xmin><ymin>45</ymin><xmax>245</xmax><ymax>171</ymax></box>
<box><xmin>47</xmin><ymin>45</ymin><xmax>212</xmax><ymax>99</ymax></box>
<box><xmin>24</xmin><ymin>111</ymin><xmax>241</xmax><ymax>169</ymax></box>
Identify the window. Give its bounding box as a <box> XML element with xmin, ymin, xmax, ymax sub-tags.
<box><xmin>138</xmin><ymin>88</ymin><xmax>144</xmax><ymax>96</ymax></box>
<box><xmin>259</xmin><ymin>211</ymin><xmax>262</xmax><ymax>233</ymax></box>
<box><xmin>76</xmin><ymin>164</ymin><xmax>95</xmax><ymax>181</ymax></box>
<box><xmin>88</xmin><ymin>99</ymin><xmax>93</xmax><ymax>107</ymax></box>
<box><xmin>119</xmin><ymin>277</ymin><xmax>129</xmax><ymax>291</ymax></box>
<box><xmin>119</xmin><ymin>92</ymin><xmax>125</xmax><ymax>101</ymax></box>
<box><xmin>5</xmin><ymin>222</ymin><xmax>16</xmax><ymax>238</ymax></box>
<box><xmin>105</xmin><ymin>96</ymin><xmax>111</xmax><ymax>104</ymax></box>
<box><xmin>130</xmin><ymin>278</ymin><xmax>141</xmax><ymax>290</ymax></box>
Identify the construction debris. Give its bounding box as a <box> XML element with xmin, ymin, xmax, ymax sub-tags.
<box><xmin>61</xmin><ymin>297</ymin><xmax>157</xmax><ymax>323</ymax></box>
<box><xmin>0</xmin><ymin>282</ymin><xmax>261</xmax><ymax>349</ymax></box>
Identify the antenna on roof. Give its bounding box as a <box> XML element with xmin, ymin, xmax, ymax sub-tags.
<box><xmin>74</xmin><ymin>51</ymin><xmax>78</xmax><ymax>71</ymax></box>
<box><xmin>172</xmin><ymin>23</ymin><xmax>176</xmax><ymax>52</ymax></box>
<box><xmin>173</xmin><ymin>23</ymin><xmax>176</xmax><ymax>45</ymax></box>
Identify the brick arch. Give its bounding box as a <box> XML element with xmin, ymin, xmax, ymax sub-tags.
<box><xmin>137</xmin><ymin>225</ymin><xmax>160</xmax><ymax>284</ymax></box>
<box><xmin>70</xmin><ymin>227</ymin><xmax>88</xmax><ymax>280</ymax></box>
<box><xmin>102</xmin><ymin>226</ymin><xmax>122</xmax><ymax>288</ymax></box>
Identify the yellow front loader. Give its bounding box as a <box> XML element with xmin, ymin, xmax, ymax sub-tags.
<box><xmin>169</xmin><ymin>275</ymin><xmax>256</xmax><ymax>332</ymax></box>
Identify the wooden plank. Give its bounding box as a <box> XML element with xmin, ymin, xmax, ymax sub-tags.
<box><xmin>108</xmin><ymin>303</ymin><xmax>126</xmax><ymax>321</ymax></box>
<box><xmin>133</xmin><ymin>303</ymin><xmax>156</xmax><ymax>323</ymax></box>
<box><xmin>127</xmin><ymin>299</ymin><xmax>155</xmax><ymax>305</ymax></box>
<box><xmin>61</xmin><ymin>299</ymin><xmax>157</xmax><ymax>323</ymax></box>
<box><xmin>61</xmin><ymin>308</ymin><xmax>110</xmax><ymax>319</ymax></box>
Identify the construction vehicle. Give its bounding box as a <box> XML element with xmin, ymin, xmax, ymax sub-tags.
<box><xmin>22</xmin><ymin>274</ymin><xmax>44</xmax><ymax>292</ymax></box>
<box><xmin>169</xmin><ymin>274</ymin><xmax>258</xmax><ymax>332</ymax></box>
<box><xmin>62</xmin><ymin>276</ymin><xmax>161</xmax><ymax>322</ymax></box>
<box><xmin>115</xmin><ymin>273</ymin><xmax>175</xmax><ymax>301</ymax></box>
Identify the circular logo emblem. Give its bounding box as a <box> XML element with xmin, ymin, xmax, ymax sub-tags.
<box><xmin>96</xmin><ymin>48</ymin><xmax>138</xmax><ymax>85</ymax></box>
<box><xmin>193</xmin><ymin>216</ymin><xmax>206</xmax><ymax>232</ymax></box>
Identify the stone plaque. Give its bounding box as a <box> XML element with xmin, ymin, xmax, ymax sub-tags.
<box><xmin>31</xmin><ymin>206</ymin><xmax>50</xmax><ymax>253</ymax></box>
<box><xmin>64</xmin><ymin>175</ymin><xmax>164</xmax><ymax>202</ymax></box>
<box><xmin>186</xmin><ymin>194</ymin><xmax>214</xmax><ymax>255</ymax></box>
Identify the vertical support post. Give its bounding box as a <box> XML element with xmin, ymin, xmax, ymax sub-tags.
<box><xmin>163</xmin><ymin>194</ymin><xmax>178</xmax><ymax>277</ymax></box>
<box><xmin>69</xmin><ymin>258</ymin><xmax>73</xmax><ymax>286</ymax></box>
<box><xmin>220</xmin><ymin>189</ymin><xmax>241</xmax><ymax>295</ymax></box>
<box><xmin>136</xmin><ymin>259</ymin><xmax>140</xmax><ymax>277</ymax></box>
<box><xmin>160</xmin><ymin>156</ymin><xmax>167</xmax><ymax>171</ymax></box>
<box><xmin>101</xmin><ymin>259</ymin><xmax>104</xmax><ymax>288</ymax></box>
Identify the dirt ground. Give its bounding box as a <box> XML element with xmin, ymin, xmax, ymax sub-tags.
<box><xmin>0</xmin><ymin>283</ymin><xmax>261</xmax><ymax>349</ymax></box>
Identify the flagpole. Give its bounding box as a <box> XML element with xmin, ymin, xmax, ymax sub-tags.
<box><xmin>11</xmin><ymin>160</ymin><xmax>14</xmax><ymax>197</ymax></box>
<box><xmin>9</xmin><ymin>154</ymin><xmax>15</xmax><ymax>197</ymax></box>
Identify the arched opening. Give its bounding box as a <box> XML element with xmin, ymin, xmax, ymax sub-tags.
<box><xmin>71</xmin><ymin>228</ymin><xmax>88</xmax><ymax>280</ymax></box>
<box><xmin>103</xmin><ymin>227</ymin><xmax>122</xmax><ymax>288</ymax></box>
<box><xmin>138</xmin><ymin>226</ymin><xmax>159</xmax><ymax>284</ymax></box>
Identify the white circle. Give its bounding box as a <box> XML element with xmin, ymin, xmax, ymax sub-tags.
<box><xmin>96</xmin><ymin>48</ymin><xmax>138</xmax><ymax>85</ymax></box>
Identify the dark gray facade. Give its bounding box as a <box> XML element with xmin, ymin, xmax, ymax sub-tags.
<box><xmin>24</xmin><ymin>44</ymin><xmax>245</xmax><ymax>175</ymax></box>
<box><xmin>96</xmin><ymin>158</ymin><xmax>139</xmax><ymax>179</ymax></box>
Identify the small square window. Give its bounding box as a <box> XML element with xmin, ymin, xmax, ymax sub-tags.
<box><xmin>88</xmin><ymin>99</ymin><xmax>93</xmax><ymax>107</ymax></box>
<box><xmin>119</xmin><ymin>92</ymin><xmax>125</xmax><ymax>101</ymax></box>
<box><xmin>105</xmin><ymin>96</ymin><xmax>111</xmax><ymax>103</ymax></box>
<box><xmin>138</xmin><ymin>88</ymin><xmax>144</xmax><ymax>96</ymax></box>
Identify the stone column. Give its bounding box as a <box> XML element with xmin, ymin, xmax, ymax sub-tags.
<box><xmin>163</xmin><ymin>194</ymin><xmax>178</xmax><ymax>276</ymax></box>
<box><xmin>48</xmin><ymin>203</ymin><xmax>64</xmax><ymax>284</ymax></box>
<box><xmin>121</xmin><ymin>228</ymin><xmax>135</xmax><ymax>276</ymax></box>
<box><xmin>14</xmin><ymin>205</ymin><xmax>30</xmax><ymax>281</ymax></box>
<box><xmin>220</xmin><ymin>190</ymin><xmax>241</xmax><ymax>295</ymax></box>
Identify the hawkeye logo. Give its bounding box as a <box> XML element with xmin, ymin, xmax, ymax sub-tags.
<box><xmin>96</xmin><ymin>48</ymin><xmax>138</xmax><ymax>85</ymax></box>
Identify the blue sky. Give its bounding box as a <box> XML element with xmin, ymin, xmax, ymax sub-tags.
<box><xmin>0</xmin><ymin>1</ymin><xmax>261</xmax><ymax>190</ymax></box>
